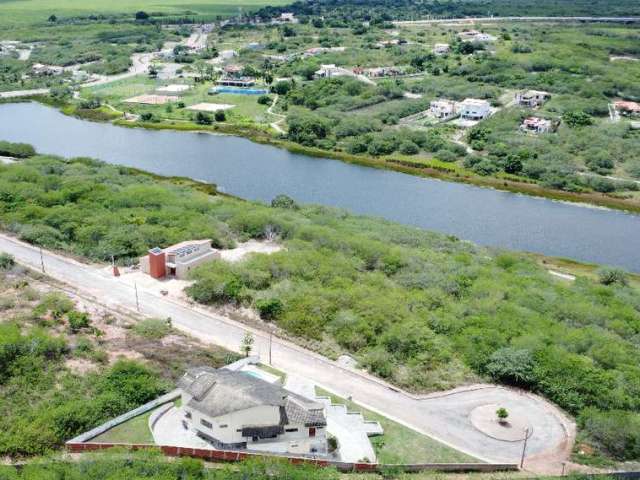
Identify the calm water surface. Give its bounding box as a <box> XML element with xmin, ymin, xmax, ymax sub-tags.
<box><xmin>1</xmin><ymin>102</ymin><xmax>639</xmax><ymax>271</ymax></box>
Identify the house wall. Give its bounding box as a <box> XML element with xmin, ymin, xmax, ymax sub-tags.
<box><xmin>183</xmin><ymin>401</ymin><xmax>325</xmax><ymax>451</ymax></box>
<box><xmin>175</xmin><ymin>250</ymin><xmax>220</xmax><ymax>279</ymax></box>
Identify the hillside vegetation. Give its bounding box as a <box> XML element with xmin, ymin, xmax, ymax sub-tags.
<box><xmin>1</xmin><ymin>154</ymin><xmax>639</xmax><ymax>461</ymax></box>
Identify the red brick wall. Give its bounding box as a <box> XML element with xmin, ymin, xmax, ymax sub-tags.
<box><xmin>148</xmin><ymin>251</ymin><xmax>166</xmax><ymax>279</ymax></box>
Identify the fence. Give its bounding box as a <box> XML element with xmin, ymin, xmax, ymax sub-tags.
<box><xmin>65</xmin><ymin>441</ymin><xmax>517</xmax><ymax>474</ymax></box>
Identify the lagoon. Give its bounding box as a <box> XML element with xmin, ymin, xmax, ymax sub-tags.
<box><xmin>1</xmin><ymin>101</ymin><xmax>639</xmax><ymax>271</ymax></box>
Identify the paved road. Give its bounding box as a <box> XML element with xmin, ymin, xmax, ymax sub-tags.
<box><xmin>0</xmin><ymin>233</ymin><xmax>574</xmax><ymax>472</ymax></box>
<box><xmin>394</xmin><ymin>16</ymin><xmax>640</xmax><ymax>26</ymax></box>
<box><xmin>0</xmin><ymin>88</ymin><xmax>49</xmax><ymax>99</ymax></box>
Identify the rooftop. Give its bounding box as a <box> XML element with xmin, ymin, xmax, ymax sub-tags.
<box><xmin>178</xmin><ymin>367</ymin><xmax>326</xmax><ymax>427</ymax></box>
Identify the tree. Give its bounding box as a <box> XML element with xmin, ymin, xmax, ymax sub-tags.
<box><xmin>240</xmin><ymin>331</ymin><xmax>254</xmax><ymax>357</ymax></box>
<box><xmin>563</xmin><ymin>111</ymin><xmax>593</xmax><ymax>128</ymax></box>
<box><xmin>271</xmin><ymin>194</ymin><xmax>299</xmax><ymax>209</ymax></box>
<box><xmin>135</xmin><ymin>11</ymin><xmax>149</xmax><ymax>21</ymax></box>
<box><xmin>214</xmin><ymin>110</ymin><xmax>226</xmax><ymax>122</ymax></box>
<box><xmin>47</xmin><ymin>14</ymin><xmax>57</xmax><ymax>22</ymax></box>
<box><xmin>597</xmin><ymin>267</ymin><xmax>628</xmax><ymax>286</ymax></box>
<box><xmin>504</xmin><ymin>155</ymin><xmax>523</xmax><ymax>174</ymax></box>
<box><xmin>496</xmin><ymin>407</ymin><xmax>509</xmax><ymax>424</ymax></box>
<box><xmin>195</xmin><ymin>112</ymin><xmax>212</xmax><ymax>125</ymax></box>
<box><xmin>0</xmin><ymin>253</ymin><xmax>14</xmax><ymax>270</ymax></box>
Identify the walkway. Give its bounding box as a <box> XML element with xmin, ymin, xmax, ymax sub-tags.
<box><xmin>267</xmin><ymin>94</ymin><xmax>286</xmax><ymax>134</ymax></box>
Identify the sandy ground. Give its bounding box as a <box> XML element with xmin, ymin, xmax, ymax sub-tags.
<box><xmin>187</xmin><ymin>102</ymin><xmax>235</xmax><ymax>112</ymax></box>
<box><xmin>220</xmin><ymin>240</ymin><xmax>282</xmax><ymax>262</ymax></box>
<box><xmin>124</xmin><ymin>94</ymin><xmax>177</xmax><ymax>105</ymax></box>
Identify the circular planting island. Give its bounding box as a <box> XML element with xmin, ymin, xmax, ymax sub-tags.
<box><xmin>469</xmin><ymin>404</ymin><xmax>533</xmax><ymax>442</ymax></box>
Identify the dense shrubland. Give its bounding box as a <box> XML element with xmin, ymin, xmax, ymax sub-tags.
<box><xmin>1</xmin><ymin>155</ymin><xmax>640</xmax><ymax>460</ymax></box>
<box><xmin>0</xmin><ymin>454</ymin><xmax>339</xmax><ymax>480</ymax></box>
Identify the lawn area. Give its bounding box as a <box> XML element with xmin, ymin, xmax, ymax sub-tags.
<box><xmin>0</xmin><ymin>0</ymin><xmax>291</xmax><ymax>26</ymax></box>
<box><xmin>90</xmin><ymin>409</ymin><xmax>156</xmax><ymax>444</ymax></box>
<box><xmin>86</xmin><ymin>77</ymin><xmax>272</xmax><ymax>125</ymax></box>
<box><xmin>315</xmin><ymin>387</ymin><xmax>480</xmax><ymax>464</ymax></box>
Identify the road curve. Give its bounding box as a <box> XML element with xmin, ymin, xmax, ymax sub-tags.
<box><xmin>0</xmin><ymin>232</ymin><xmax>574</xmax><ymax>472</ymax></box>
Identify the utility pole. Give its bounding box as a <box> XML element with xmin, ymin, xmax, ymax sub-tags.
<box><xmin>134</xmin><ymin>282</ymin><xmax>140</xmax><ymax>312</ymax></box>
<box><xmin>268</xmin><ymin>331</ymin><xmax>273</xmax><ymax>365</ymax></box>
<box><xmin>39</xmin><ymin>247</ymin><xmax>45</xmax><ymax>273</ymax></box>
<box><xmin>520</xmin><ymin>427</ymin><xmax>529</xmax><ymax>469</ymax></box>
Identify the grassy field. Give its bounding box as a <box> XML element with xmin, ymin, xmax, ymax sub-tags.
<box><xmin>0</xmin><ymin>0</ymin><xmax>291</xmax><ymax>26</ymax></box>
<box><xmin>315</xmin><ymin>387</ymin><xmax>478</xmax><ymax>464</ymax></box>
<box><xmin>91</xmin><ymin>410</ymin><xmax>156</xmax><ymax>444</ymax></box>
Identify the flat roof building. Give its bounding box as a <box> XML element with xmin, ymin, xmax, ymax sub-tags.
<box><xmin>140</xmin><ymin>239</ymin><xmax>219</xmax><ymax>279</ymax></box>
<box><xmin>516</xmin><ymin>90</ymin><xmax>550</xmax><ymax>108</ymax></box>
<box><xmin>459</xmin><ymin>98</ymin><xmax>491</xmax><ymax>120</ymax></box>
<box><xmin>521</xmin><ymin>116</ymin><xmax>552</xmax><ymax>134</ymax></box>
<box><xmin>430</xmin><ymin>99</ymin><xmax>458</xmax><ymax>120</ymax></box>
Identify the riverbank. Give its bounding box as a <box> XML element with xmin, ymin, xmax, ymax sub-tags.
<box><xmin>18</xmin><ymin>95</ymin><xmax>640</xmax><ymax>215</ymax></box>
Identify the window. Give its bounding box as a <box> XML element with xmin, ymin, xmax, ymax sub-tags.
<box><xmin>219</xmin><ymin>424</ymin><xmax>228</xmax><ymax>428</ymax></box>
<box><xmin>285</xmin><ymin>428</ymin><xmax>298</xmax><ymax>433</ymax></box>
<box><xmin>185</xmin><ymin>411</ymin><xmax>192</xmax><ymax>419</ymax></box>
<box><xmin>200</xmin><ymin>419</ymin><xmax>212</xmax><ymax>429</ymax></box>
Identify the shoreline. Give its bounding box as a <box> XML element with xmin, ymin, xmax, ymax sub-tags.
<box><xmin>5</xmin><ymin>95</ymin><xmax>640</xmax><ymax>215</ymax></box>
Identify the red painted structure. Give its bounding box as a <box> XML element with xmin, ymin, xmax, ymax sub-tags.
<box><xmin>148</xmin><ymin>248</ymin><xmax>166</xmax><ymax>279</ymax></box>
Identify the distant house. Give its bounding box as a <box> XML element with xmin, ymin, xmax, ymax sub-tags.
<box><xmin>459</xmin><ymin>98</ymin><xmax>491</xmax><ymax>120</ymax></box>
<box><xmin>362</xmin><ymin>66</ymin><xmax>404</xmax><ymax>78</ymax></box>
<box><xmin>278</xmin><ymin>12</ymin><xmax>298</xmax><ymax>23</ymax></box>
<box><xmin>140</xmin><ymin>240</ymin><xmax>219</xmax><ymax>279</ymax></box>
<box><xmin>247</xmin><ymin>42</ymin><xmax>264</xmax><ymax>50</ymax></box>
<box><xmin>303</xmin><ymin>46</ymin><xmax>346</xmax><ymax>58</ymax></box>
<box><xmin>31</xmin><ymin>63</ymin><xmax>63</xmax><ymax>76</ymax></box>
<box><xmin>314</xmin><ymin>64</ymin><xmax>348</xmax><ymax>79</ymax></box>
<box><xmin>433</xmin><ymin>43</ymin><xmax>450</xmax><ymax>55</ymax></box>
<box><xmin>614</xmin><ymin>100</ymin><xmax>640</xmax><ymax>117</ymax></box>
<box><xmin>223</xmin><ymin>64</ymin><xmax>244</xmax><ymax>78</ymax></box>
<box><xmin>219</xmin><ymin>50</ymin><xmax>238</xmax><ymax>60</ymax></box>
<box><xmin>430</xmin><ymin>99</ymin><xmax>458</xmax><ymax>120</ymax></box>
<box><xmin>178</xmin><ymin>367</ymin><xmax>328</xmax><ymax>455</ymax></box>
<box><xmin>375</xmin><ymin>39</ymin><xmax>400</xmax><ymax>48</ymax></box>
<box><xmin>516</xmin><ymin>90</ymin><xmax>550</xmax><ymax>108</ymax></box>
<box><xmin>458</xmin><ymin>30</ymin><xmax>496</xmax><ymax>43</ymax></box>
<box><xmin>521</xmin><ymin>116</ymin><xmax>552</xmax><ymax>134</ymax></box>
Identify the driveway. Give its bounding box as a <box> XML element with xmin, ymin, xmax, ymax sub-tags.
<box><xmin>0</xmin><ymin>233</ymin><xmax>574</xmax><ymax>473</ymax></box>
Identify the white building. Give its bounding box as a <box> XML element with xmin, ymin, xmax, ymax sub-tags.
<box><xmin>430</xmin><ymin>99</ymin><xmax>458</xmax><ymax>120</ymax></box>
<box><xmin>140</xmin><ymin>239</ymin><xmax>220</xmax><ymax>279</ymax></box>
<box><xmin>219</xmin><ymin>49</ymin><xmax>238</xmax><ymax>60</ymax></box>
<box><xmin>433</xmin><ymin>43</ymin><xmax>450</xmax><ymax>55</ymax></box>
<box><xmin>314</xmin><ymin>64</ymin><xmax>348</xmax><ymax>79</ymax></box>
<box><xmin>178</xmin><ymin>367</ymin><xmax>328</xmax><ymax>456</ymax></box>
<box><xmin>459</xmin><ymin>98</ymin><xmax>491</xmax><ymax>120</ymax></box>
<box><xmin>458</xmin><ymin>30</ymin><xmax>496</xmax><ymax>43</ymax></box>
<box><xmin>32</xmin><ymin>63</ymin><xmax>63</xmax><ymax>76</ymax></box>
<box><xmin>515</xmin><ymin>90</ymin><xmax>550</xmax><ymax>108</ymax></box>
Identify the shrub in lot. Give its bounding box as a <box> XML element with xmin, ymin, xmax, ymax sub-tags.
<box><xmin>578</xmin><ymin>408</ymin><xmax>640</xmax><ymax>460</ymax></box>
<box><xmin>0</xmin><ymin>253</ymin><xmax>14</xmax><ymax>270</ymax></box>
<box><xmin>67</xmin><ymin>311</ymin><xmax>91</xmax><ymax>333</ymax></box>
<box><xmin>132</xmin><ymin>318</ymin><xmax>171</xmax><ymax>340</ymax></box>
<box><xmin>597</xmin><ymin>267</ymin><xmax>628</xmax><ymax>286</ymax></box>
<box><xmin>255</xmin><ymin>298</ymin><xmax>284</xmax><ymax>321</ymax></box>
<box><xmin>214</xmin><ymin>110</ymin><xmax>226</xmax><ymax>122</ymax></box>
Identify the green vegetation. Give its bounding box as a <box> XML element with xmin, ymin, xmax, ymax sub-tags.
<box><xmin>0</xmin><ymin>452</ymin><xmax>339</xmax><ymax>479</ymax></box>
<box><xmin>315</xmin><ymin>387</ymin><xmax>476</xmax><ymax>464</ymax></box>
<box><xmin>256</xmin><ymin>0</ymin><xmax>640</xmax><ymax>22</ymax></box>
<box><xmin>1</xmin><ymin>154</ymin><xmax>640</xmax><ymax>462</ymax></box>
<box><xmin>132</xmin><ymin>318</ymin><xmax>172</xmax><ymax>340</ymax></box>
<box><xmin>0</xmin><ymin>260</ymin><xmax>234</xmax><ymax>458</ymax></box>
<box><xmin>0</xmin><ymin>141</ymin><xmax>36</xmax><ymax>159</ymax></box>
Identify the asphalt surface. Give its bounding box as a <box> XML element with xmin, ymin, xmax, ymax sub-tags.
<box><xmin>0</xmin><ymin>233</ymin><xmax>574</xmax><ymax>472</ymax></box>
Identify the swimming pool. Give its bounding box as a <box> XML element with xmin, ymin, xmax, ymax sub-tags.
<box><xmin>210</xmin><ymin>86</ymin><xmax>269</xmax><ymax>95</ymax></box>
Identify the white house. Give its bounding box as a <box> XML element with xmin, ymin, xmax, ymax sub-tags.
<box><xmin>458</xmin><ymin>30</ymin><xmax>496</xmax><ymax>43</ymax></box>
<box><xmin>314</xmin><ymin>64</ymin><xmax>347</xmax><ymax>79</ymax></box>
<box><xmin>219</xmin><ymin>49</ymin><xmax>238</xmax><ymax>60</ymax></box>
<box><xmin>430</xmin><ymin>99</ymin><xmax>458</xmax><ymax>120</ymax></box>
<box><xmin>178</xmin><ymin>367</ymin><xmax>328</xmax><ymax>456</ymax></box>
<box><xmin>515</xmin><ymin>90</ymin><xmax>550</xmax><ymax>108</ymax></box>
<box><xmin>278</xmin><ymin>12</ymin><xmax>298</xmax><ymax>23</ymax></box>
<box><xmin>433</xmin><ymin>43</ymin><xmax>450</xmax><ymax>55</ymax></box>
<box><xmin>459</xmin><ymin>98</ymin><xmax>491</xmax><ymax>120</ymax></box>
